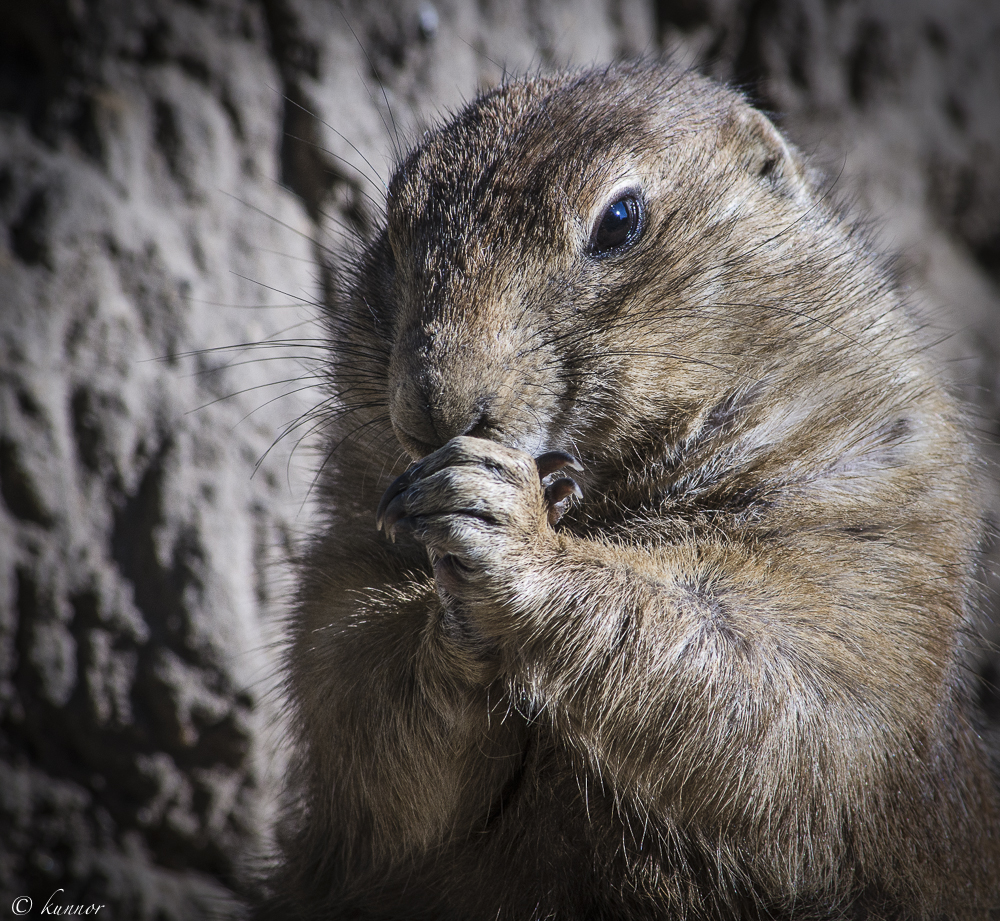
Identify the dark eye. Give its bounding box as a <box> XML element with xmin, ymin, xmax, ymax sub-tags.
<box><xmin>588</xmin><ymin>193</ymin><xmax>643</xmax><ymax>257</ymax></box>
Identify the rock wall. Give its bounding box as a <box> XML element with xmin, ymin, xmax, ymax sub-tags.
<box><xmin>0</xmin><ymin>0</ymin><xmax>997</xmax><ymax>917</ymax></box>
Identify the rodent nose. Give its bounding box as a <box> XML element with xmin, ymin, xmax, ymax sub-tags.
<box><xmin>390</xmin><ymin>374</ymin><xmax>494</xmax><ymax>456</ymax></box>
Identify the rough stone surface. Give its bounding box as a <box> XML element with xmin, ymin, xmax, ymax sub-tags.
<box><xmin>0</xmin><ymin>0</ymin><xmax>997</xmax><ymax>916</ymax></box>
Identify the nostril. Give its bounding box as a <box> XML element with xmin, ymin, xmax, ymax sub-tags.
<box><xmin>464</xmin><ymin>411</ymin><xmax>494</xmax><ymax>441</ymax></box>
<box><xmin>434</xmin><ymin>402</ymin><xmax>495</xmax><ymax>444</ymax></box>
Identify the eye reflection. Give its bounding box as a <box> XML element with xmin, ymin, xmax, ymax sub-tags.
<box><xmin>588</xmin><ymin>194</ymin><xmax>643</xmax><ymax>257</ymax></box>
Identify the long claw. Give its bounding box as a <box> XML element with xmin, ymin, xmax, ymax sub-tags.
<box><xmin>544</xmin><ymin>477</ymin><xmax>583</xmax><ymax>505</ymax></box>
<box><xmin>376</xmin><ymin>467</ymin><xmax>419</xmax><ymax>530</ymax></box>
<box><xmin>544</xmin><ymin>476</ymin><xmax>583</xmax><ymax>526</ymax></box>
<box><xmin>535</xmin><ymin>451</ymin><xmax>584</xmax><ymax>479</ymax></box>
<box><xmin>380</xmin><ymin>492</ymin><xmax>409</xmax><ymax>540</ymax></box>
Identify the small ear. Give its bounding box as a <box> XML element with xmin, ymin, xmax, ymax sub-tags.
<box><xmin>727</xmin><ymin>104</ymin><xmax>809</xmax><ymax>201</ymax></box>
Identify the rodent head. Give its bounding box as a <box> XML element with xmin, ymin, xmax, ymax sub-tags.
<box><xmin>342</xmin><ymin>63</ymin><xmax>879</xmax><ymax>468</ymax></box>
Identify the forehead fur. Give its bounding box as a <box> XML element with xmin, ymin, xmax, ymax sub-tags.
<box><xmin>385</xmin><ymin>63</ymin><xmax>731</xmax><ymax>251</ymax></box>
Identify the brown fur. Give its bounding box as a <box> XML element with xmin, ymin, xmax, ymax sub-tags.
<box><xmin>260</xmin><ymin>63</ymin><xmax>1000</xmax><ymax>919</ymax></box>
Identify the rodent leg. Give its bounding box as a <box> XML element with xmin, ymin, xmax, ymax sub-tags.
<box><xmin>369</xmin><ymin>432</ymin><xmax>959</xmax><ymax>871</ymax></box>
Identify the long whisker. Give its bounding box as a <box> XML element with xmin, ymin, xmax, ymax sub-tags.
<box><xmin>335</xmin><ymin>8</ymin><xmax>403</xmax><ymax>163</ymax></box>
<box><xmin>280</xmin><ymin>90</ymin><xmax>389</xmax><ymax>195</ymax></box>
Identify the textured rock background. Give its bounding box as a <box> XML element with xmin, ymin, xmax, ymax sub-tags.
<box><xmin>0</xmin><ymin>0</ymin><xmax>997</xmax><ymax>917</ymax></box>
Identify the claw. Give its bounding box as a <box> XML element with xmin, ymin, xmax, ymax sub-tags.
<box><xmin>544</xmin><ymin>476</ymin><xmax>583</xmax><ymax>526</ymax></box>
<box><xmin>380</xmin><ymin>492</ymin><xmax>409</xmax><ymax>541</ymax></box>
<box><xmin>535</xmin><ymin>451</ymin><xmax>583</xmax><ymax>479</ymax></box>
<box><xmin>376</xmin><ymin>466</ymin><xmax>420</xmax><ymax>531</ymax></box>
<box><xmin>544</xmin><ymin>477</ymin><xmax>583</xmax><ymax>505</ymax></box>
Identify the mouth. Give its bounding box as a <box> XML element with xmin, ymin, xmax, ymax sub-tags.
<box><xmin>392</xmin><ymin>426</ymin><xmax>439</xmax><ymax>460</ymax></box>
<box><xmin>392</xmin><ymin>418</ymin><xmax>555</xmax><ymax>463</ymax></box>
<box><xmin>396</xmin><ymin>432</ymin><xmax>522</xmax><ymax>461</ymax></box>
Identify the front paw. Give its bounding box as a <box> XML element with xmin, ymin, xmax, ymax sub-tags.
<box><xmin>375</xmin><ymin>437</ymin><xmax>582</xmax><ymax>599</ymax></box>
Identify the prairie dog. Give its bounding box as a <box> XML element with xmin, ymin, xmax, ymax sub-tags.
<box><xmin>262</xmin><ymin>63</ymin><xmax>1000</xmax><ymax>919</ymax></box>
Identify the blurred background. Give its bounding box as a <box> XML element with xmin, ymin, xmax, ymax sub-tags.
<box><xmin>1</xmin><ymin>0</ymin><xmax>998</xmax><ymax>916</ymax></box>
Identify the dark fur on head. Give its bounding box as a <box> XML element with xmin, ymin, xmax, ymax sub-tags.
<box><xmin>260</xmin><ymin>62</ymin><xmax>1000</xmax><ymax>919</ymax></box>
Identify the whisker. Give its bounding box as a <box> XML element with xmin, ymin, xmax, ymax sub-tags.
<box><xmin>335</xmin><ymin>8</ymin><xmax>403</xmax><ymax>163</ymax></box>
<box><xmin>280</xmin><ymin>90</ymin><xmax>390</xmax><ymax>196</ymax></box>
